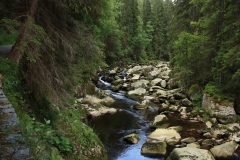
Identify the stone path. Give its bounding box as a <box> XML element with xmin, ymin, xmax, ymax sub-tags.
<box><xmin>0</xmin><ymin>78</ymin><xmax>33</xmax><ymax>159</ymax></box>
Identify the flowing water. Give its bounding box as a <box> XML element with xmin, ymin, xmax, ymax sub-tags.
<box><xmin>89</xmin><ymin>78</ymin><xmax>206</xmax><ymax>160</ymax></box>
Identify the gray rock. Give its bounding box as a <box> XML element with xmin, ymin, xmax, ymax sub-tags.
<box><xmin>127</xmin><ymin>88</ymin><xmax>146</xmax><ymax>96</ymax></box>
<box><xmin>166</xmin><ymin>147</ymin><xmax>215</xmax><ymax>160</ymax></box>
<box><xmin>151</xmin><ymin>78</ymin><xmax>162</xmax><ymax>87</ymax></box>
<box><xmin>150</xmin><ymin>114</ymin><xmax>169</xmax><ymax>128</ymax></box>
<box><xmin>141</xmin><ymin>141</ymin><xmax>167</xmax><ymax>156</ymax></box>
<box><xmin>210</xmin><ymin>141</ymin><xmax>238</xmax><ymax>159</ymax></box>
<box><xmin>131</xmin><ymin>80</ymin><xmax>149</xmax><ymax>89</ymax></box>
<box><xmin>202</xmin><ymin>94</ymin><xmax>236</xmax><ymax>124</ymax></box>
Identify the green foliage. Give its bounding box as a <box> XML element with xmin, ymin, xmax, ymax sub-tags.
<box><xmin>204</xmin><ymin>82</ymin><xmax>235</xmax><ymax>101</ymax></box>
<box><xmin>50</xmin><ymin>135</ymin><xmax>73</xmax><ymax>155</ymax></box>
<box><xmin>0</xmin><ymin>18</ymin><xmax>20</xmax><ymax>44</ymax></box>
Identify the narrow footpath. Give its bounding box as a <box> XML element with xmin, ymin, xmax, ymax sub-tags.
<box><xmin>0</xmin><ymin>74</ymin><xmax>32</xmax><ymax>160</ymax></box>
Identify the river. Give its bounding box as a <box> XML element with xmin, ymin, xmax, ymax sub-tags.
<box><xmin>89</xmin><ymin>78</ymin><xmax>206</xmax><ymax>160</ymax></box>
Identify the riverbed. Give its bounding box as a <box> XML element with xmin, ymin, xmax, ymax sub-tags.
<box><xmin>89</xmin><ymin>89</ymin><xmax>206</xmax><ymax>160</ymax></box>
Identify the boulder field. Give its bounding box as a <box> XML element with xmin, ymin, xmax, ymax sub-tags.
<box><xmin>77</xmin><ymin>61</ymin><xmax>240</xmax><ymax>159</ymax></box>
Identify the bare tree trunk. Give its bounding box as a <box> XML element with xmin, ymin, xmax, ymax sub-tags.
<box><xmin>10</xmin><ymin>0</ymin><xmax>38</xmax><ymax>64</ymax></box>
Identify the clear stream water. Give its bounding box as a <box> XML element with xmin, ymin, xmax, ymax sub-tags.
<box><xmin>89</xmin><ymin>87</ymin><xmax>207</xmax><ymax>160</ymax></box>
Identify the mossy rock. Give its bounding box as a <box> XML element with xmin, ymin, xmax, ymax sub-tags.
<box><xmin>141</xmin><ymin>141</ymin><xmax>167</xmax><ymax>156</ymax></box>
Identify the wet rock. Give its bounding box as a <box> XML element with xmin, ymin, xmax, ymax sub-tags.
<box><xmin>148</xmin><ymin>129</ymin><xmax>181</xmax><ymax>142</ymax></box>
<box><xmin>110</xmin><ymin>84</ymin><xmax>122</xmax><ymax>92</ymax></box>
<box><xmin>124</xmin><ymin>133</ymin><xmax>140</xmax><ymax>144</ymax></box>
<box><xmin>150</xmin><ymin>114</ymin><xmax>170</xmax><ymax>129</ymax></box>
<box><xmin>210</xmin><ymin>141</ymin><xmax>238</xmax><ymax>160</ymax></box>
<box><xmin>202</xmin><ymin>94</ymin><xmax>236</xmax><ymax>124</ymax></box>
<box><xmin>141</xmin><ymin>141</ymin><xmax>167</xmax><ymax>156</ymax></box>
<box><xmin>133</xmin><ymin>102</ymin><xmax>149</xmax><ymax>110</ymax></box>
<box><xmin>181</xmin><ymin>137</ymin><xmax>196</xmax><ymax>144</ymax></box>
<box><xmin>166</xmin><ymin>147</ymin><xmax>215</xmax><ymax>160</ymax></box>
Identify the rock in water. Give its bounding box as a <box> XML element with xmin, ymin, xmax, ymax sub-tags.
<box><xmin>124</xmin><ymin>133</ymin><xmax>140</xmax><ymax>144</ymax></box>
<box><xmin>141</xmin><ymin>141</ymin><xmax>167</xmax><ymax>156</ymax></box>
<box><xmin>210</xmin><ymin>141</ymin><xmax>238</xmax><ymax>159</ymax></box>
<box><xmin>166</xmin><ymin>147</ymin><xmax>215</xmax><ymax>160</ymax></box>
<box><xmin>148</xmin><ymin>129</ymin><xmax>181</xmax><ymax>142</ymax></box>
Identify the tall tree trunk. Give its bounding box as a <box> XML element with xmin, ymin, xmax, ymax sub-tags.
<box><xmin>10</xmin><ymin>0</ymin><xmax>38</xmax><ymax>64</ymax></box>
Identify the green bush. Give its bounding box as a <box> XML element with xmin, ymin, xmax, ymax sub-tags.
<box><xmin>50</xmin><ymin>135</ymin><xmax>73</xmax><ymax>155</ymax></box>
<box><xmin>204</xmin><ymin>82</ymin><xmax>235</xmax><ymax>101</ymax></box>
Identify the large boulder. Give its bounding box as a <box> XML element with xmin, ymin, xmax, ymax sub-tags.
<box><xmin>127</xmin><ymin>88</ymin><xmax>146</xmax><ymax>100</ymax></box>
<box><xmin>141</xmin><ymin>141</ymin><xmax>167</xmax><ymax>156</ymax></box>
<box><xmin>128</xmin><ymin>66</ymin><xmax>142</xmax><ymax>74</ymax></box>
<box><xmin>210</xmin><ymin>141</ymin><xmax>238</xmax><ymax>160</ymax></box>
<box><xmin>148</xmin><ymin>129</ymin><xmax>181</xmax><ymax>142</ymax></box>
<box><xmin>142</xmin><ymin>65</ymin><xmax>153</xmax><ymax>77</ymax></box>
<box><xmin>151</xmin><ymin>78</ymin><xmax>162</xmax><ymax>87</ymax></box>
<box><xmin>166</xmin><ymin>147</ymin><xmax>215</xmax><ymax>160</ymax></box>
<box><xmin>80</xmin><ymin>95</ymin><xmax>117</xmax><ymax>117</ymax></box>
<box><xmin>131</xmin><ymin>80</ymin><xmax>149</xmax><ymax>89</ymax></box>
<box><xmin>202</xmin><ymin>94</ymin><xmax>236</xmax><ymax>124</ymax></box>
<box><xmin>150</xmin><ymin>114</ymin><xmax>170</xmax><ymax>128</ymax></box>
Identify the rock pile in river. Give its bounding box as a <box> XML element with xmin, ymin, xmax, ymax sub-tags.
<box><xmin>84</xmin><ymin>61</ymin><xmax>240</xmax><ymax>159</ymax></box>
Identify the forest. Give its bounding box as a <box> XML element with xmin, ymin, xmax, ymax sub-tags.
<box><xmin>0</xmin><ymin>0</ymin><xmax>240</xmax><ymax>159</ymax></box>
